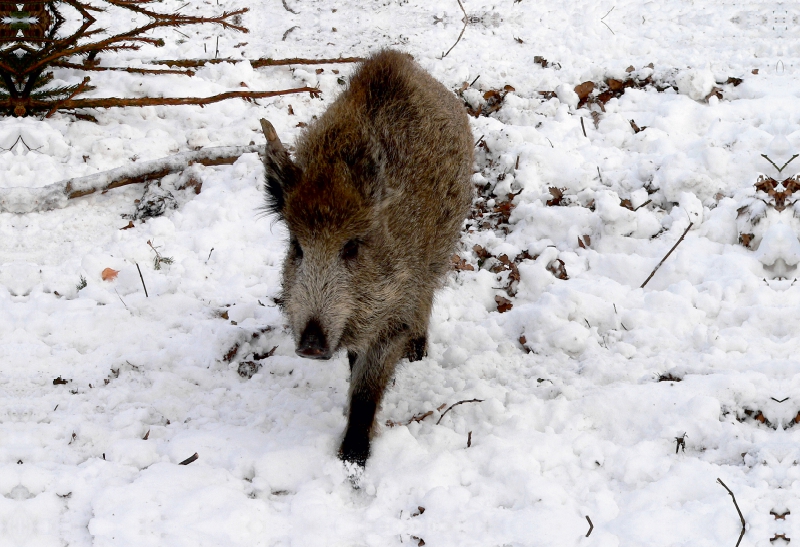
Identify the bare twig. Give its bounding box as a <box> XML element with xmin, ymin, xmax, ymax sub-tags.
<box><xmin>436</xmin><ymin>399</ymin><xmax>484</xmax><ymax>425</ymax></box>
<box><xmin>761</xmin><ymin>153</ymin><xmax>799</xmax><ymax>174</ymax></box>
<box><xmin>281</xmin><ymin>0</ymin><xmax>299</xmax><ymax>14</ymax></box>
<box><xmin>441</xmin><ymin>0</ymin><xmax>469</xmax><ymax>58</ymax></box>
<box><xmin>441</xmin><ymin>22</ymin><xmax>467</xmax><ymax>58</ymax></box>
<box><xmin>179</xmin><ymin>453</ymin><xmax>199</xmax><ymax>465</ymax></box>
<box><xmin>386</xmin><ymin>411</ymin><xmax>433</xmax><ymax>427</ymax></box>
<box><xmin>114</xmin><ymin>289</ymin><xmax>128</xmax><ymax>309</ymax></box>
<box><xmin>580</xmin><ymin>117</ymin><xmax>587</xmax><ymax>137</ymax></box>
<box><xmin>634</xmin><ymin>199</ymin><xmax>652</xmax><ymax>211</ymax></box>
<box><xmin>135</xmin><ymin>262</ymin><xmax>148</xmax><ymax>297</ymax></box>
<box><xmin>640</xmin><ymin>222</ymin><xmax>693</xmax><ymax>288</ymax></box>
<box><xmin>282</xmin><ymin>26</ymin><xmax>299</xmax><ymax>41</ymax></box>
<box><xmin>585</xmin><ymin>516</ymin><xmax>593</xmax><ymax>537</ymax></box>
<box><xmin>467</xmin><ymin>431</ymin><xmax>472</xmax><ymax>447</ymax></box>
<box><xmin>600</xmin><ymin>7</ymin><xmax>616</xmax><ymax>34</ymax></box>
<box><xmin>716</xmin><ymin>478</ymin><xmax>746</xmax><ymax>547</ymax></box>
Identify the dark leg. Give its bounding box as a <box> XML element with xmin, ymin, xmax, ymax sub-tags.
<box><xmin>339</xmin><ymin>335</ymin><xmax>406</xmax><ymax>467</ymax></box>
<box><xmin>405</xmin><ymin>335</ymin><xmax>427</xmax><ymax>362</ymax></box>
<box><xmin>339</xmin><ymin>396</ymin><xmax>376</xmax><ymax>467</ymax></box>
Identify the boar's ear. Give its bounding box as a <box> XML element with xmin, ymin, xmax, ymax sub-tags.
<box><xmin>260</xmin><ymin>119</ymin><xmax>300</xmax><ymax>217</ymax></box>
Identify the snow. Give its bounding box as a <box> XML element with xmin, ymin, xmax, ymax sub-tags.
<box><xmin>1</xmin><ymin>0</ymin><xmax>798</xmax><ymax>546</ymax></box>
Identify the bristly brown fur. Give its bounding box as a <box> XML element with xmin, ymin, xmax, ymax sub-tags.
<box><xmin>262</xmin><ymin>49</ymin><xmax>473</xmax><ymax>468</ymax></box>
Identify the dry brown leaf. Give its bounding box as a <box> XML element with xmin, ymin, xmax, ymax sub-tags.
<box><xmin>547</xmin><ymin>259</ymin><xmax>569</xmax><ymax>280</ymax></box>
<box><xmin>495</xmin><ymin>295</ymin><xmax>513</xmax><ymax>313</ymax></box>
<box><xmin>223</xmin><ymin>343</ymin><xmax>239</xmax><ymax>362</ymax></box>
<box><xmin>546</xmin><ymin>187</ymin><xmax>565</xmax><ymax>206</ymax></box>
<box><xmin>101</xmin><ymin>268</ymin><xmax>119</xmax><ymax>281</ymax></box>
<box><xmin>451</xmin><ymin>254</ymin><xmax>475</xmax><ymax>271</ymax></box>
<box><xmin>574</xmin><ymin>81</ymin><xmax>595</xmax><ymax>101</ymax></box>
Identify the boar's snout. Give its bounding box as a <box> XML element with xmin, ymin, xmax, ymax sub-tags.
<box><xmin>296</xmin><ymin>319</ymin><xmax>332</xmax><ymax>360</ymax></box>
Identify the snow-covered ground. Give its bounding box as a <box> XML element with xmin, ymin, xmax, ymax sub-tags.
<box><xmin>1</xmin><ymin>0</ymin><xmax>799</xmax><ymax>545</ymax></box>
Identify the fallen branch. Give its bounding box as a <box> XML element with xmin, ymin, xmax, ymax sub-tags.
<box><xmin>387</xmin><ymin>404</ymin><xmax>446</xmax><ymax>427</ymax></box>
<box><xmin>436</xmin><ymin>398</ymin><xmax>484</xmax><ymax>425</ymax></box>
<box><xmin>0</xmin><ymin>144</ymin><xmax>264</xmax><ymax>213</ymax></box>
<box><xmin>640</xmin><ymin>222</ymin><xmax>693</xmax><ymax>289</ymax></box>
<box><xmin>717</xmin><ymin>478</ymin><xmax>746</xmax><ymax>547</ymax></box>
<box><xmin>52</xmin><ymin>60</ymin><xmax>195</xmax><ymax>76</ymax></box>
<box><xmin>151</xmin><ymin>57</ymin><xmax>364</xmax><ymax>68</ymax></box>
<box><xmin>386</xmin><ymin>410</ymin><xmax>433</xmax><ymax>428</ymax></box>
<box><xmin>441</xmin><ymin>0</ymin><xmax>468</xmax><ymax>59</ymax></box>
<box><xmin>52</xmin><ymin>86</ymin><xmax>320</xmax><ymax>110</ymax></box>
<box><xmin>1</xmin><ymin>87</ymin><xmax>319</xmax><ymax>118</ymax></box>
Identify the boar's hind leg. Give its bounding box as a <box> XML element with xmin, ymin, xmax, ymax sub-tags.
<box><xmin>340</xmin><ymin>335</ymin><xmax>407</xmax><ymax>467</ymax></box>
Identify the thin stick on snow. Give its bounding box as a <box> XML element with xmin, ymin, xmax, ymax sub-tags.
<box><xmin>760</xmin><ymin>153</ymin><xmax>799</xmax><ymax>174</ymax></box>
<box><xmin>639</xmin><ymin>222</ymin><xmax>693</xmax><ymax>289</ymax></box>
<box><xmin>716</xmin><ymin>478</ymin><xmax>745</xmax><ymax>547</ymax></box>
<box><xmin>281</xmin><ymin>0</ymin><xmax>298</xmax><ymax>14</ymax></box>
<box><xmin>179</xmin><ymin>453</ymin><xmax>199</xmax><ymax>465</ymax></box>
<box><xmin>441</xmin><ymin>0</ymin><xmax>468</xmax><ymax>59</ymax></box>
<box><xmin>135</xmin><ymin>263</ymin><xmax>149</xmax><ymax>298</ymax></box>
<box><xmin>436</xmin><ymin>398</ymin><xmax>484</xmax><ymax>425</ymax></box>
<box><xmin>585</xmin><ymin>516</ymin><xmax>593</xmax><ymax>537</ymax></box>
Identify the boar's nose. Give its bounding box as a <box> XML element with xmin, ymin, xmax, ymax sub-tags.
<box><xmin>296</xmin><ymin>319</ymin><xmax>331</xmax><ymax>360</ymax></box>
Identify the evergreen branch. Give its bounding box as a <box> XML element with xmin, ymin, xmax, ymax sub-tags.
<box><xmin>45</xmin><ymin>76</ymin><xmax>92</xmax><ymax>118</ymax></box>
<box><xmin>51</xmin><ymin>60</ymin><xmax>194</xmax><ymax>76</ymax></box>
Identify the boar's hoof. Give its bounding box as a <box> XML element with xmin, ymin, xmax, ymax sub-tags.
<box><xmin>339</xmin><ymin>432</ymin><xmax>370</xmax><ymax>468</ymax></box>
<box><xmin>296</xmin><ymin>319</ymin><xmax>331</xmax><ymax>360</ymax></box>
<box><xmin>405</xmin><ymin>336</ymin><xmax>427</xmax><ymax>362</ymax></box>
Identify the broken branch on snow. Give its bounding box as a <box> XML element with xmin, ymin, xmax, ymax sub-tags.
<box><xmin>0</xmin><ymin>144</ymin><xmax>264</xmax><ymax>213</ymax></box>
<box><xmin>639</xmin><ymin>222</ymin><xmax>693</xmax><ymax>289</ymax></box>
<box><xmin>716</xmin><ymin>478</ymin><xmax>746</xmax><ymax>547</ymax></box>
<box><xmin>51</xmin><ymin>86</ymin><xmax>320</xmax><ymax>111</ymax></box>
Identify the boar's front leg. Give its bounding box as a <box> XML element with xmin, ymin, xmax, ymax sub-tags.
<box><xmin>339</xmin><ymin>334</ymin><xmax>407</xmax><ymax>467</ymax></box>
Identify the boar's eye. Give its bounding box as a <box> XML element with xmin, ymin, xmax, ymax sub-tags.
<box><xmin>341</xmin><ymin>239</ymin><xmax>360</xmax><ymax>261</ymax></box>
<box><xmin>290</xmin><ymin>238</ymin><xmax>303</xmax><ymax>260</ymax></box>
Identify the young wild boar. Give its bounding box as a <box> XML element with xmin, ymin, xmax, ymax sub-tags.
<box><xmin>261</xmin><ymin>49</ymin><xmax>473</xmax><ymax>467</ymax></box>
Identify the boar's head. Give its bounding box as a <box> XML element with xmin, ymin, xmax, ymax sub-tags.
<box><xmin>260</xmin><ymin>119</ymin><xmax>393</xmax><ymax>361</ymax></box>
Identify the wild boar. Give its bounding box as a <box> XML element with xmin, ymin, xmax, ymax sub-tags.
<box><xmin>260</xmin><ymin>49</ymin><xmax>473</xmax><ymax>467</ymax></box>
